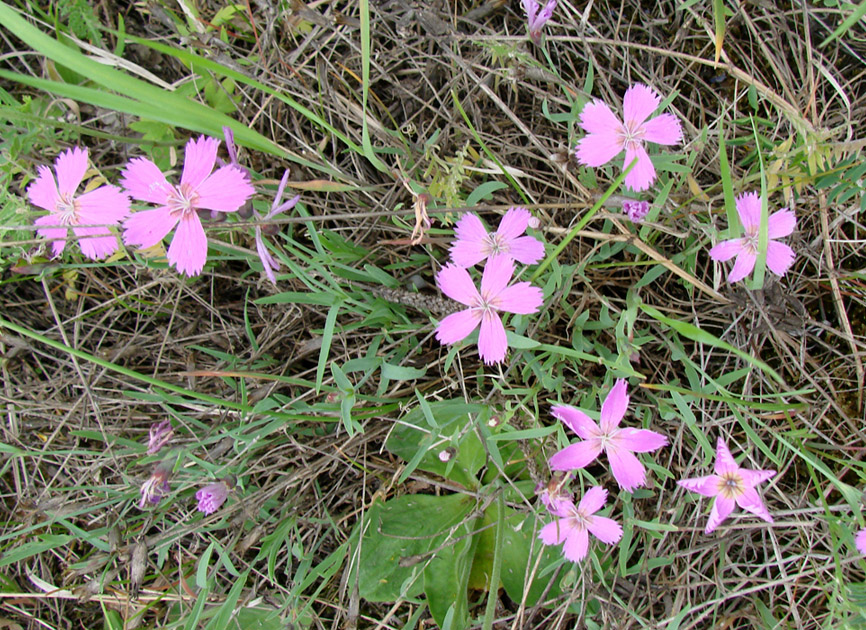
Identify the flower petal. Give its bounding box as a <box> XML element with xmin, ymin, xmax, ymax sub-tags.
<box><xmin>480</xmin><ymin>254</ymin><xmax>515</xmax><ymax>298</ymax></box>
<box><xmin>705</xmin><ymin>495</ymin><xmax>735</xmax><ymax>534</ymax></box>
<box><xmin>855</xmin><ymin>528</ymin><xmax>866</xmax><ymax>555</ymax></box>
<box><xmin>195</xmin><ymin>165</ymin><xmax>255</xmax><ymax>213</ymax></box>
<box><xmin>181</xmin><ymin>136</ymin><xmax>219</xmax><ymax>190</ymax></box>
<box><xmin>34</xmin><ymin>214</ymin><xmax>67</xmax><ymax>258</ymax></box>
<box><xmin>497</xmin><ymin>206</ymin><xmax>531</xmax><ymax>241</ymax></box>
<box><xmin>641</xmin><ymin>113</ymin><xmax>682</xmax><ymax>146</ymax></box>
<box><xmin>766</xmin><ymin>241</ymin><xmax>795</xmax><ymax>277</ymax></box>
<box><xmin>27</xmin><ymin>165</ymin><xmax>60</xmax><ymax>212</ymax></box>
<box><xmin>579</xmin><ymin>99</ymin><xmax>623</xmax><ymax>136</ymax></box>
<box><xmin>74</xmin><ymin>231</ymin><xmax>120</xmax><ymax>260</ymax></box>
<box><xmin>436</xmin><ymin>264</ymin><xmax>479</xmax><ymax>305</ymax></box>
<box><xmin>714</xmin><ymin>438</ymin><xmax>738</xmax><ymax>476</ymax></box>
<box><xmin>539</xmin><ymin>518</ymin><xmax>572</xmax><ymax>545</ymax></box>
<box><xmin>678</xmin><ymin>475</ymin><xmax>721</xmax><ymax>497</ymax></box>
<box><xmin>54</xmin><ymin>147</ymin><xmax>88</xmax><ymax>197</ymax></box>
<box><xmin>451</xmin><ymin>213</ymin><xmax>489</xmax><ymax>267</ymax></box>
<box><xmin>521</xmin><ymin>0</ymin><xmax>537</xmax><ymax>25</ymax></box>
<box><xmin>623</xmin><ymin>84</ymin><xmax>661</xmax><ymax>128</ymax></box>
<box><xmin>167</xmin><ymin>213</ymin><xmax>208</xmax><ymax>277</ymax></box>
<box><xmin>508</xmin><ymin>235</ymin><xmax>545</xmax><ymax>265</ymax></box>
<box><xmin>575</xmin><ymin>131</ymin><xmax>623</xmax><ymax>168</ymax></box>
<box><xmin>562</xmin><ymin>526</ymin><xmax>590</xmax><ymax>561</ymax></box>
<box><xmin>121</xmin><ymin>157</ymin><xmax>173</xmax><ymax>204</ymax></box>
<box><xmin>735</xmin><ymin>192</ymin><xmax>762</xmax><ymax>233</ymax></box>
<box><xmin>549</xmin><ymin>440</ymin><xmax>603</xmax><ymax>472</ymax></box>
<box><xmin>494</xmin><ymin>281</ymin><xmax>543</xmax><ymax>315</ymax></box>
<box><xmin>577</xmin><ymin>485</ymin><xmax>608</xmax><ymax>515</ymax></box>
<box><xmin>740</xmin><ymin>468</ymin><xmax>776</xmax><ymax>488</ymax></box>
<box><xmin>709</xmin><ymin>238</ymin><xmax>743</xmax><ymax>262</ymax></box>
<box><xmin>599</xmin><ymin>379</ymin><xmax>628</xmax><ymax>432</ymax></box>
<box><xmin>435</xmin><ymin>309</ymin><xmax>481</xmax><ymax>345</ymax></box>
<box><xmin>478</xmin><ymin>310</ymin><xmax>507</xmax><ymax>364</ymax></box>
<box><xmin>607</xmin><ymin>446</ymin><xmax>647</xmax><ymax>492</ymax></box>
<box><xmin>623</xmin><ymin>143</ymin><xmax>656</xmax><ymax>192</ymax></box>
<box><xmin>614</xmin><ymin>428</ymin><xmax>668</xmax><ymax>453</ymax></box>
<box><xmin>586</xmin><ymin>515</ymin><xmax>622</xmax><ymax>545</ymax></box>
<box><xmin>727</xmin><ymin>251</ymin><xmax>757</xmax><ymax>283</ymax></box>
<box><xmin>123</xmin><ymin>206</ymin><xmax>177</xmax><ymax>249</ymax></box>
<box><xmin>551</xmin><ymin>405</ymin><xmax>600</xmax><ymax>440</ymax></box>
<box><xmin>255</xmin><ymin>228</ymin><xmax>280</xmax><ymax>284</ymax></box>
<box><xmin>77</xmin><ymin>185</ymin><xmax>131</xmax><ymax>226</ymax></box>
<box><xmin>735</xmin><ymin>487</ymin><xmax>773</xmax><ymax>523</ymax></box>
<box><xmin>767</xmin><ymin>208</ymin><xmax>796</xmax><ymax>239</ymax></box>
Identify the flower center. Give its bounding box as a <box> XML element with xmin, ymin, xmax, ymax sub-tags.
<box><xmin>56</xmin><ymin>193</ymin><xmax>79</xmax><ymax>225</ymax></box>
<box><xmin>167</xmin><ymin>183</ymin><xmax>200</xmax><ymax>219</ymax></box>
<box><xmin>484</xmin><ymin>233</ymin><xmax>508</xmax><ymax>256</ymax></box>
<box><xmin>619</xmin><ymin>119</ymin><xmax>646</xmax><ymax>152</ymax></box>
<box><xmin>742</xmin><ymin>230</ymin><xmax>760</xmax><ymax>255</ymax></box>
<box><xmin>717</xmin><ymin>471</ymin><xmax>745</xmax><ymax>499</ymax></box>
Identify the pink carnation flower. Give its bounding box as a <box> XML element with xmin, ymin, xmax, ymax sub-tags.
<box><xmin>522</xmin><ymin>0</ymin><xmax>558</xmax><ymax>44</ymax></box>
<box><xmin>450</xmin><ymin>207</ymin><xmax>544</xmax><ymax>268</ymax></box>
<box><xmin>548</xmin><ymin>379</ymin><xmax>668</xmax><ymax>492</ymax></box>
<box><xmin>708</xmin><ymin>192</ymin><xmax>796</xmax><ymax>283</ymax></box>
<box><xmin>538</xmin><ymin>486</ymin><xmax>622</xmax><ymax>562</ymax></box>
<box><xmin>255</xmin><ymin>169</ymin><xmax>299</xmax><ymax>284</ymax></box>
<box><xmin>856</xmin><ymin>527</ymin><xmax>866</xmax><ymax>555</ymax></box>
<box><xmin>575</xmin><ymin>84</ymin><xmax>683</xmax><ymax>192</ymax></box>
<box><xmin>435</xmin><ymin>255</ymin><xmax>543</xmax><ymax>365</ymax></box>
<box><xmin>121</xmin><ymin>136</ymin><xmax>255</xmax><ymax>277</ymax></box>
<box><xmin>677</xmin><ymin>437</ymin><xmax>776</xmax><ymax>534</ymax></box>
<box><xmin>28</xmin><ymin>147</ymin><xmax>130</xmax><ymax>260</ymax></box>
<box><xmin>196</xmin><ymin>480</ymin><xmax>230</xmax><ymax>515</ymax></box>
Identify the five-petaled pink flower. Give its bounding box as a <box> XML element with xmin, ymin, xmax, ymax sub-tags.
<box><xmin>29</xmin><ymin>147</ymin><xmax>130</xmax><ymax>260</ymax></box>
<box><xmin>435</xmin><ymin>255</ymin><xmax>543</xmax><ymax>365</ymax></box>
<box><xmin>708</xmin><ymin>192</ymin><xmax>796</xmax><ymax>284</ymax></box>
<box><xmin>121</xmin><ymin>136</ymin><xmax>255</xmax><ymax>277</ymax></box>
<box><xmin>255</xmin><ymin>169</ymin><xmax>299</xmax><ymax>284</ymax></box>
<box><xmin>196</xmin><ymin>480</ymin><xmax>230</xmax><ymax>515</ymax></box>
<box><xmin>522</xmin><ymin>0</ymin><xmax>558</xmax><ymax>44</ymax></box>
<box><xmin>539</xmin><ymin>486</ymin><xmax>622</xmax><ymax>562</ymax></box>
<box><xmin>856</xmin><ymin>527</ymin><xmax>866</xmax><ymax>555</ymax></box>
<box><xmin>575</xmin><ymin>84</ymin><xmax>683</xmax><ymax>192</ymax></box>
<box><xmin>677</xmin><ymin>437</ymin><xmax>776</xmax><ymax>534</ymax></box>
<box><xmin>548</xmin><ymin>379</ymin><xmax>668</xmax><ymax>492</ymax></box>
<box><xmin>450</xmin><ymin>207</ymin><xmax>544</xmax><ymax>268</ymax></box>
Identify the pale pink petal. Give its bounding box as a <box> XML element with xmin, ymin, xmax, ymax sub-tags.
<box><xmin>450</xmin><ymin>241</ymin><xmax>488</xmax><ymax>268</ymax></box>
<box><xmin>735</xmin><ymin>192</ymin><xmax>762</xmax><ymax>233</ymax></box>
<box><xmin>480</xmin><ymin>254</ymin><xmax>514</xmax><ymax>298</ymax></box>
<box><xmin>855</xmin><ymin>528</ymin><xmax>866</xmax><ymax>555</ymax></box>
<box><xmin>535</xmin><ymin>0</ymin><xmax>556</xmax><ymax>25</ymax></box>
<box><xmin>562</xmin><ymin>526</ymin><xmax>590</xmax><ymax>561</ymax></box>
<box><xmin>549</xmin><ymin>440</ymin><xmax>603</xmax><ymax>471</ymax></box>
<box><xmin>76</xmin><ymin>185</ymin><xmax>131</xmax><ymax>225</ymax></box>
<box><xmin>436</xmin><ymin>264</ymin><xmax>479</xmax><ymax>306</ymax></box>
<box><xmin>75</xmin><ymin>231</ymin><xmax>119</xmax><ymax>260</ymax></box>
<box><xmin>577</xmin><ymin>485</ymin><xmax>608</xmax><ymax>515</ymax></box>
<box><xmin>508</xmin><ymin>235</ymin><xmax>545</xmax><ymax>265</ymax></box>
<box><xmin>494</xmin><ymin>282</ymin><xmax>543</xmax><ymax>315</ymax></box>
<box><xmin>740</xmin><ymin>468</ymin><xmax>776</xmax><ymax>488</ymax></box>
<box><xmin>705</xmin><ymin>495</ymin><xmax>735</xmax><ymax>533</ymax></box>
<box><xmin>121</xmin><ymin>157</ymin><xmax>173</xmax><ymax>204</ymax></box>
<box><xmin>728</xmin><ymin>251</ymin><xmax>757</xmax><ymax>283</ymax></box>
<box><xmin>54</xmin><ymin>147</ymin><xmax>88</xmax><ymax>197</ymax></box>
<box><xmin>435</xmin><ymin>309</ymin><xmax>481</xmax><ymax>345</ymax></box>
<box><xmin>709</xmin><ymin>238</ymin><xmax>744</xmax><ymax>262</ymax></box>
<box><xmin>714</xmin><ymin>438</ymin><xmax>737</xmax><ymax>475</ymax></box>
<box><xmin>255</xmin><ymin>228</ymin><xmax>279</xmax><ymax>284</ymax></box>
<box><xmin>521</xmin><ymin>0</ymin><xmax>537</xmax><ymax>25</ymax></box>
<box><xmin>27</xmin><ymin>165</ymin><xmax>60</xmax><ymax>212</ymax></box>
<box><xmin>766</xmin><ymin>241</ymin><xmax>795</xmax><ymax>277</ymax></box>
<box><xmin>614</xmin><ymin>427</ymin><xmax>668</xmax><ymax>453</ymax></box>
<box><xmin>451</xmin><ymin>213</ymin><xmax>488</xmax><ymax>267</ymax></box>
<box><xmin>575</xmin><ymin>132</ymin><xmax>623</xmax><ymax>168</ymax></box>
<box><xmin>586</xmin><ymin>515</ymin><xmax>622</xmax><ymax>544</ymax></box>
<box><xmin>677</xmin><ymin>475</ymin><xmax>721</xmax><ymax>497</ymax></box>
<box><xmin>579</xmin><ymin>99</ymin><xmax>623</xmax><ymax>136</ymax></box>
<box><xmin>180</xmin><ymin>136</ymin><xmax>219</xmax><ymax>190</ymax></box>
<box><xmin>551</xmin><ymin>405</ymin><xmax>600</xmax><ymax>440</ymax></box>
<box><xmin>539</xmin><ymin>518</ymin><xmax>572</xmax><ymax>546</ymax></box>
<box><xmin>622</xmin><ymin>84</ymin><xmax>661</xmax><ymax>128</ymax></box>
<box><xmin>735</xmin><ymin>487</ymin><xmax>773</xmax><ymax>523</ymax></box>
<box><xmin>623</xmin><ymin>144</ymin><xmax>656</xmax><ymax>192</ymax></box>
<box><xmin>607</xmin><ymin>445</ymin><xmax>647</xmax><ymax>492</ymax></box>
<box><xmin>195</xmin><ymin>165</ymin><xmax>254</xmax><ymax>213</ymax></box>
<box><xmin>641</xmin><ymin>113</ymin><xmax>682</xmax><ymax>146</ymax></box>
<box><xmin>34</xmin><ymin>214</ymin><xmax>68</xmax><ymax>258</ymax></box>
<box><xmin>167</xmin><ymin>213</ymin><xmax>208</xmax><ymax>277</ymax></box>
<box><xmin>767</xmin><ymin>208</ymin><xmax>796</xmax><ymax>239</ymax></box>
<box><xmin>123</xmin><ymin>207</ymin><xmax>177</xmax><ymax>249</ymax></box>
<box><xmin>478</xmin><ymin>310</ymin><xmax>507</xmax><ymax>364</ymax></box>
<box><xmin>497</xmin><ymin>207</ymin><xmax>531</xmax><ymax>242</ymax></box>
<box><xmin>599</xmin><ymin>379</ymin><xmax>629</xmax><ymax>432</ymax></box>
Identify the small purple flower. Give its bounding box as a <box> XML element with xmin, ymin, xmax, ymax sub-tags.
<box><xmin>622</xmin><ymin>200</ymin><xmax>650</xmax><ymax>223</ymax></box>
<box><xmin>139</xmin><ymin>466</ymin><xmax>171</xmax><ymax>509</ymax></box>
<box><xmin>522</xmin><ymin>0</ymin><xmax>558</xmax><ymax>44</ymax></box>
<box><xmin>255</xmin><ymin>169</ymin><xmax>299</xmax><ymax>284</ymax></box>
<box><xmin>196</xmin><ymin>481</ymin><xmax>230</xmax><ymax>515</ymax></box>
<box><xmin>146</xmin><ymin>420</ymin><xmax>173</xmax><ymax>455</ymax></box>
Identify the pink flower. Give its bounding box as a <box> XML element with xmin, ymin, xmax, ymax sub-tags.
<box><xmin>538</xmin><ymin>486</ymin><xmax>622</xmax><ymax>562</ymax></box>
<box><xmin>708</xmin><ymin>192</ymin><xmax>796</xmax><ymax>283</ymax></box>
<box><xmin>146</xmin><ymin>420</ymin><xmax>173</xmax><ymax>455</ymax></box>
<box><xmin>196</xmin><ymin>481</ymin><xmax>230</xmax><ymax>515</ymax></box>
<box><xmin>574</xmin><ymin>84</ymin><xmax>683</xmax><ymax>192</ymax></box>
<box><xmin>255</xmin><ymin>169</ymin><xmax>299</xmax><ymax>284</ymax></box>
<box><xmin>121</xmin><ymin>136</ymin><xmax>255</xmax><ymax>277</ymax></box>
<box><xmin>677</xmin><ymin>437</ymin><xmax>776</xmax><ymax>534</ymax></box>
<box><xmin>139</xmin><ymin>465</ymin><xmax>171</xmax><ymax>509</ymax></box>
<box><xmin>28</xmin><ymin>147</ymin><xmax>130</xmax><ymax>260</ymax></box>
<box><xmin>548</xmin><ymin>379</ymin><xmax>668</xmax><ymax>492</ymax></box>
<box><xmin>450</xmin><ymin>207</ymin><xmax>544</xmax><ymax>268</ymax></box>
<box><xmin>622</xmin><ymin>199</ymin><xmax>650</xmax><ymax>223</ymax></box>
<box><xmin>435</xmin><ymin>255</ymin><xmax>543</xmax><ymax>365</ymax></box>
<box><xmin>522</xmin><ymin>0</ymin><xmax>558</xmax><ymax>44</ymax></box>
<box><xmin>856</xmin><ymin>527</ymin><xmax>866</xmax><ymax>555</ymax></box>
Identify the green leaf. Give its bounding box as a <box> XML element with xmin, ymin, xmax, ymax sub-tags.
<box><xmin>380</xmin><ymin>363</ymin><xmax>427</xmax><ymax>381</ymax></box>
<box><xmin>465</xmin><ymin>181</ymin><xmax>508</xmax><ymax>207</ymax></box>
<box><xmin>423</xmin><ymin>514</ymin><xmax>477</xmax><ymax>630</ymax></box>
